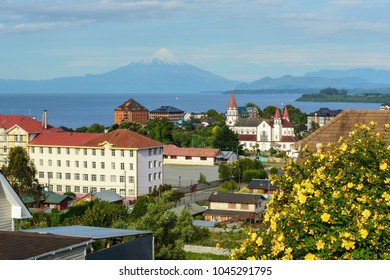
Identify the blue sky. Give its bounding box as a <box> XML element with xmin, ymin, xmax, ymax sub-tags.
<box><xmin>1</xmin><ymin>0</ymin><xmax>390</xmax><ymax>82</ymax></box>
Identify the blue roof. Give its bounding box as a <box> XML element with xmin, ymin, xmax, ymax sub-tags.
<box><xmin>25</xmin><ymin>225</ymin><xmax>151</xmax><ymax>239</ymax></box>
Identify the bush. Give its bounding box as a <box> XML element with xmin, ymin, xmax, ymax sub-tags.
<box><xmin>231</xmin><ymin>123</ymin><xmax>390</xmax><ymax>260</ymax></box>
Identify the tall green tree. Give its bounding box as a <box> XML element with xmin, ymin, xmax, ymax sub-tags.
<box><xmin>146</xmin><ymin>117</ymin><xmax>174</xmax><ymax>144</ymax></box>
<box><xmin>2</xmin><ymin>146</ymin><xmax>42</xmax><ymax>200</ymax></box>
<box><xmin>213</xmin><ymin>125</ymin><xmax>242</xmax><ymax>153</ymax></box>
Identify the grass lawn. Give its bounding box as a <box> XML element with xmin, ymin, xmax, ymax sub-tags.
<box><xmin>185</xmin><ymin>252</ymin><xmax>230</xmax><ymax>260</ymax></box>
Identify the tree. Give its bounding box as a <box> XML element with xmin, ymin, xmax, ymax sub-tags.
<box><xmin>2</xmin><ymin>146</ymin><xmax>42</xmax><ymax>200</ymax></box>
<box><xmin>87</xmin><ymin>123</ymin><xmax>105</xmax><ymax>133</ymax></box>
<box><xmin>231</xmin><ymin>122</ymin><xmax>390</xmax><ymax>260</ymax></box>
<box><xmin>242</xmin><ymin>169</ymin><xmax>267</xmax><ymax>183</ymax></box>
<box><xmin>218</xmin><ymin>163</ymin><xmax>233</xmax><ymax>180</ymax></box>
<box><xmin>198</xmin><ymin>173</ymin><xmax>207</xmax><ymax>184</ymax></box>
<box><xmin>213</xmin><ymin>125</ymin><xmax>242</xmax><ymax>153</ymax></box>
<box><xmin>285</xmin><ymin>104</ymin><xmax>308</xmax><ymax>138</ymax></box>
<box><xmin>136</xmin><ymin>190</ymin><xmax>195</xmax><ymax>259</ymax></box>
<box><xmin>146</xmin><ymin>117</ymin><xmax>174</xmax><ymax>144</ymax></box>
<box><xmin>118</xmin><ymin>121</ymin><xmax>147</xmax><ymax>136</ymax></box>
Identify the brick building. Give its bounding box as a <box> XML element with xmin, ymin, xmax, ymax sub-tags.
<box><xmin>114</xmin><ymin>98</ymin><xmax>149</xmax><ymax>125</ymax></box>
<box><xmin>149</xmin><ymin>106</ymin><xmax>184</xmax><ymax>122</ymax></box>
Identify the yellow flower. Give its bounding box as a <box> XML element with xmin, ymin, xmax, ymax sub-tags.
<box><xmin>277</xmin><ymin>233</ymin><xmax>285</xmax><ymax>242</ymax></box>
<box><xmin>298</xmin><ymin>193</ymin><xmax>307</xmax><ymax>204</ymax></box>
<box><xmin>385</xmin><ymin>123</ymin><xmax>390</xmax><ymax>129</ymax></box>
<box><xmin>256</xmin><ymin>237</ymin><xmax>263</xmax><ymax>246</ymax></box>
<box><xmin>247</xmin><ymin>256</ymin><xmax>256</xmax><ymax>260</ymax></box>
<box><xmin>319</xmin><ymin>198</ymin><xmax>324</xmax><ymax>205</ymax></box>
<box><xmin>304</xmin><ymin>253</ymin><xmax>316</xmax><ymax>260</ymax></box>
<box><xmin>362</xmin><ymin>209</ymin><xmax>371</xmax><ymax>218</ymax></box>
<box><xmin>321</xmin><ymin>213</ymin><xmax>331</xmax><ymax>222</ymax></box>
<box><xmin>380</xmin><ymin>162</ymin><xmax>388</xmax><ymax>171</ymax></box>
<box><xmin>382</xmin><ymin>192</ymin><xmax>390</xmax><ymax>200</ymax></box>
<box><xmin>340</xmin><ymin>143</ymin><xmax>348</xmax><ymax>152</ymax></box>
<box><xmin>341</xmin><ymin>239</ymin><xmax>355</xmax><ymax>250</ymax></box>
<box><xmin>347</xmin><ymin>182</ymin><xmax>354</xmax><ymax>188</ymax></box>
<box><xmin>251</xmin><ymin>232</ymin><xmax>257</xmax><ymax>241</ymax></box>
<box><xmin>216</xmin><ymin>243</ymin><xmax>221</xmax><ymax>250</ymax></box>
<box><xmin>330</xmin><ymin>236</ymin><xmax>337</xmax><ymax>244</ymax></box>
<box><xmin>359</xmin><ymin>229</ymin><xmax>369</xmax><ymax>239</ymax></box>
<box><xmin>369</xmin><ymin>121</ymin><xmax>377</xmax><ymax>127</ymax></box>
<box><xmin>316</xmin><ymin>240</ymin><xmax>325</xmax><ymax>250</ymax></box>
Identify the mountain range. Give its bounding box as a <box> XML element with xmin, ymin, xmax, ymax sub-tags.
<box><xmin>1</xmin><ymin>48</ymin><xmax>390</xmax><ymax>93</ymax></box>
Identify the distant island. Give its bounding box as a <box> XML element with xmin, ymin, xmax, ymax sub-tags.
<box><xmin>296</xmin><ymin>87</ymin><xmax>390</xmax><ymax>103</ymax></box>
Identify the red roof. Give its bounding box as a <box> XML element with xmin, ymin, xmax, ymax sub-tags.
<box><xmin>0</xmin><ymin>115</ymin><xmax>59</xmax><ymax>133</ymax></box>
<box><xmin>164</xmin><ymin>144</ymin><xmax>220</xmax><ymax>157</ymax></box>
<box><xmin>280</xmin><ymin>135</ymin><xmax>299</xmax><ymax>143</ymax></box>
<box><xmin>84</xmin><ymin>129</ymin><xmax>163</xmax><ymax>149</ymax></box>
<box><xmin>282</xmin><ymin>106</ymin><xmax>289</xmax><ymax>120</ymax></box>
<box><xmin>29</xmin><ymin>132</ymin><xmax>102</xmax><ymax>146</ymax></box>
<box><xmin>29</xmin><ymin>129</ymin><xmax>163</xmax><ymax>149</ymax></box>
<box><xmin>238</xmin><ymin>134</ymin><xmax>257</xmax><ymax>141</ymax></box>
<box><xmin>282</xmin><ymin>119</ymin><xmax>294</xmax><ymax>128</ymax></box>
<box><xmin>227</xmin><ymin>91</ymin><xmax>238</xmax><ymax>109</ymax></box>
<box><xmin>274</xmin><ymin>107</ymin><xmax>281</xmax><ymax>119</ymax></box>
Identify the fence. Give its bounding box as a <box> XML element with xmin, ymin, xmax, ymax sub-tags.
<box><xmin>173</xmin><ymin>178</ymin><xmax>235</xmax><ymax>194</ymax></box>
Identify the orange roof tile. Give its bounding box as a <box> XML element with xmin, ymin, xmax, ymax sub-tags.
<box><xmin>0</xmin><ymin>115</ymin><xmax>59</xmax><ymax>133</ymax></box>
<box><xmin>227</xmin><ymin>91</ymin><xmax>238</xmax><ymax>109</ymax></box>
<box><xmin>164</xmin><ymin>144</ymin><xmax>220</xmax><ymax>157</ymax></box>
<box><xmin>29</xmin><ymin>132</ymin><xmax>102</xmax><ymax>146</ymax></box>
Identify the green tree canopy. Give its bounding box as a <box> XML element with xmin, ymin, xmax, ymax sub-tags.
<box><xmin>231</xmin><ymin>123</ymin><xmax>390</xmax><ymax>260</ymax></box>
<box><xmin>213</xmin><ymin>125</ymin><xmax>242</xmax><ymax>153</ymax></box>
<box><xmin>2</xmin><ymin>146</ymin><xmax>42</xmax><ymax>200</ymax></box>
<box><xmin>146</xmin><ymin>117</ymin><xmax>174</xmax><ymax>144</ymax></box>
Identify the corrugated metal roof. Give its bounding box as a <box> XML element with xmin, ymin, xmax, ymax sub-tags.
<box><xmin>25</xmin><ymin>225</ymin><xmax>151</xmax><ymax>239</ymax></box>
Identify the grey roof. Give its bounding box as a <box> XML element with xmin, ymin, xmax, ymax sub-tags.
<box><xmin>93</xmin><ymin>190</ymin><xmax>124</xmax><ymax>203</ymax></box>
<box><xmin>170</xmin><ymin>203</ymin><xmax>206</xmax><ymax>216</ymax></box>
<box><xmin>150</xmin><ymin>106</ymin><xmax>184</xmax><ymax>114</ymax></box>
<box><xmin>208</xmin><ymin>192</ymin><xmax>265</xmax><ymax>204</ymax></box>
<box><xmin>308</xmin><ymin>107</ymin><xmax>343</xmax><ymax>117</ymax></box>
<box><xmin>25</xmin><ymin>225</ymin><xmax>151</xmax><ymax>239</ymax></box>
<box><xmin>248</xmin><ymin>179</ymin><xmax>278</xmax><ymax>190</ymax></box>
<box><xmin>193</xmin><ymin>220</ymin><xmax>216</xmax><ymax>227</ymax></box>
<box><xmin>235</xmin><ymin>118</ymin><xmax>263</xmax><ymax>127</ymax></box>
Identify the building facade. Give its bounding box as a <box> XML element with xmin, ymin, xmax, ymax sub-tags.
<box><xmin>149</xmin><ymin>106</ymin><xmax>184</xmax><ymax>122</ymax></box>
<box><xmin>28</xmin><ymin>129</ymin><xmax>164</xmax><ymax>202</ymax></box>
<box><xmin>307</xmin><ymin>107</ymin><xmax>343</xmax><ymax>131</ymax></box>
<box><xmin>114</xmin><ymin>98</ymin><xmax>149</xmax><ymax>125</ymax></box>
<box><xmin>226</xmin><ymin>92</ymin><xmax>299</xmax><ymax>157</ymax></box>
<box><xmin>163</xmin><ymin>144</ymin><xmax>222</xmax><ymax>166</ymax></box>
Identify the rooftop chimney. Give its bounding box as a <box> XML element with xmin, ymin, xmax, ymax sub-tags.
<box><xmin>42</xmin><ymin>110</ymin><xmax>48</xmax><ymax>129</ymax></box>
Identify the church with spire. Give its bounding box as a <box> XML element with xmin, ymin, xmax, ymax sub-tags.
<box><xmin>225</xmin><ymin>91</ymin><xmax>299</xmax><ymax>157</ymax></box>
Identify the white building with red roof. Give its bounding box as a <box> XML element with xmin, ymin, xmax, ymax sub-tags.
<box><xmin>0</xmin><ymin>111</ymin><xmax>61</xmax><ymax>166</ymax></box>
<box><xmin>163</xmin><ymin>144</ymin><xmax>223</xmax><ymax>166</ymax></box>
<box><xmin>226</xmin><ymin>92</ymin><xmax>298</xmax><ymax>157</ymax></box>
<box><xmin>28</xmin><ymin>129</ymin><xmax>164</xmax><ymax>202</ymax></box>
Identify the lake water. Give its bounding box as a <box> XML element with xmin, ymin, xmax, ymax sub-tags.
<box><xmin>0</xmin><ymin>92</ymin><xmax>382</xmax><ymax>129</ymax></box>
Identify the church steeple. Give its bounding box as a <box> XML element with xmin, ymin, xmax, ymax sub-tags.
<box><xmin>282</xmin><ymin>106</ymin><xmax>289</xmax><ymax>121</ymax></box>
<box><xmin>226</xmin><ymin>91</ymin><xmax>239</xmax><ymax>126</ymax></box>
<box><xmin>274</xmin><ymin>107</ymin><xmax>281</xmax><ymax>124</ymax></box>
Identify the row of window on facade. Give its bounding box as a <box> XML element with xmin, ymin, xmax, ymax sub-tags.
<box><xmin>30</xmin><ymin>146</ymin><xmax>163</xmax><ymax>156</ymax></box>
<box><xmin>0</xmin><ymin>134</ymin><xmax>26</xmax><ymax>142</ymax></box>
<box><xmin>49</xmin><ymin>185</ymin><xmax>132</xmax><ymax>196</ymax></box>
<box><xmin>163</xmin><ymin>155</ymin><xmax>209</xmax><ymax>160</ymax></box>
<box><xmin>39</xmin><ymin>172</ymin><xmax>162</xmax><ymax>182</ymax></box>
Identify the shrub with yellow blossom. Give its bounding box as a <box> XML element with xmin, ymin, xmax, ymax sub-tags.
<box><xmin>231</xmin><ymin>123</ymin><xmax>390</xmax><ymax>260</ymax></box>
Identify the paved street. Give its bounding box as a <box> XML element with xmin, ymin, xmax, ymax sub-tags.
<box><xmin>163</xmin><ymin>164</ymin><xmax>220</xmax><ymax>187</ymax></box>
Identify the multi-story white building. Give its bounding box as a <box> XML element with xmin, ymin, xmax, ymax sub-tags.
<box><xmin>226</xmin><ymin>91</ymin><xmax>299</xmax><ymax>157</ymax></box>
<box><xmin>28</xmin><ymin>129</ymin><xmax>164</xmax><ymax>202</ymax></box>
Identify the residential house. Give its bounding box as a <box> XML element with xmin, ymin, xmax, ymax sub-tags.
<box><xmin>0</xmin><ymin>171</ymin><xmax>32</xmax><ymax>231</ymax></box>
<box><xmin>0</xmin><ymin>111</ymin><xmax>60</xmax><ymax>166</ymax></box>
<box><xmin>225</xmin><ymin>91</ymin><xmax>299</xmax><ymax>157</ymax></box>
<box><xmin>163</xmin><ymin>144</ymin><xmax>223</xmax><ymax>166</ymax></box>
<box><xmin>75</xmin><ymin>189</ymin><xmax>124</xmax><ymax>205</ymax></box>
<box><xmin>24</xmin><ymin>190</ymin><xmax>74</xmax><ymax>211</ymax></box>
<box><xmin>204</xmin><ymin>192</ymin><xmax>266</xmax><ymax>223</ymax></box>
<box><xmin>114</xmin><ymin>98</ymin><xmax>149</xmax><ymax>125</ymax></box>
<box><xmin>380</xmin><ymin>103</ymin><xmax>390</xmax><ymax>110</ymax></box>
<box><xmin>307</xmin><ymin>107</ymin><xmax>343</xmax><ymax>130</ymax></box>
<box><xmin>149</xmin><ymin>106</ymin><xmax>184</xmax><ymax>122</ymax></box>
<box><xmin>297</xmin><ymin>110</ymin><xmax>390</xmax><ymax>158</ymax></box>
<box><xmin>247</xmin><ymin>178</ymin><xmax>278</xmax><ymax>194</ymax></box>
<box><xmin>28</xmin><ymin>129</ymin><xmax>164</xmax><ymax>202</ymax></box>
<box><xmin>170</xmin><ymin>203</ymin><xmax>206</xmax><ymax>217</ymax></box>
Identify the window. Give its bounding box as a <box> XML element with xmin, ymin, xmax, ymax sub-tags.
<box><xmin>120</xmin><ymin>189</ymin><xmax>125</xmax><ymax>196</ymax></box>
<box><xmin>260</xmin><ymin>131</ymin><xmax>268</xmax><ymax>142</ymax></box>
<box><xmin>84</xmin><ymin>149</ymin><xmax>87</xmax><ymax>155</ymax></box>
<box><xmin>39</xmin><ymin>159</ymin><xmax>43</xmax><ymax>166</ymax></box>
<box><xmin>66</xmin><ymin>185</ymin><xmax>71</xmax><ymax>193</ymax></box>
<box><xmin>101</xmin><ymin>149</ymin><xmax>105</xmax><ymax>156</ymax></box>
<box><xmin>130</xmin><ymin>163</ymin><xmax>133</xmax><ymax>170</ymax></box>
<box><xmin>91</xmin><ymin>174</ymin><xmax>97</xmax><ymax>181</ymax></box>
<box><xmin>39</xmin><ymin>172</ymin><xmax>44</xmax><ymax>178</ymax></box>
<box><xmin>48</xmin><ymin>172</ymin><xmax>53</xmax><ymax>179</ymax></box>
<box><xmin>91</xmin><ymin>187</ymin><xmax>97</xmax><ymax>193</ymax></box>
<box><xmin>228</xmin><ymin>203</ymin><xmax>236</xmax><ymax>209</ymax></box>
<box><xmin>74</xmin><ymin>186</ymin><xmax>80</xmax><ymax>193</ymax></box>
<box><xmin>185</xmin><ymin>156</ymin><xmax>192</xmax><ymax>160</ymax></box>
<box><xmin>112</xmin><ymin>150</ymin><xmax>115</xmax><ymax>157</ymax></box>
<box><xmin>75</xmin><ymin>161</ymin><xmax>79</xmax><ymax>168</ymax></box>
<box><xmin>149</xmin><ymin>174</ymin><xmax>152</xmax><ymax>181</ymax></box>
<box><xmin>101</xmin><ymin>162</ymin><xmax>105</xmax><ymax>169</ymax></box>
<box><xmin>120</xmin><ymin>163</ymin><xmax>125</xmax><ymax>170</ymax></box>
<box><xmin>130</xmin><ymin>150</ymin><xmax>134</xmax><ymax>157</ymax></box>
<box><xmin>153</xmin><ymin>173</ymin><xmax>157</xmax><ymax>180</ymax></box>
<box><xmin>74</xmin><ymin>173</ymin><xmax>80</xmax><ymax>180</ymax></box>
<box><xmin>154</xmin><ymin>148</ymin><xmax>157</xmax><ymax>155</ymax></box>
<box><xmin>83</xmin><ymin>187</ymin><xmax>88</xmax><ymax>194</ymax></box>
<box><xmin>158</xmin><ymin>172</ymin><xmax>162</xmax><ymax>179</ymax></box>
<box><xmin>154</xmin><ymin>160</ymin><xmax>157</xmax><ymax>167</ymax></box>
<box><xmin>129</xmin><ymin>176</ymin><xmax>134</xmax><ymax>183</ymax></box>
<box><xmin>57</xmin><ymin>185</ymin><xmax>62</xmax><ymax>192</ymax></box>
<box><xmin>31</xmin><ymin>147</ymin><xmax>35</xmax><ymax>153</ymax></box>
<box><xmin>56</xmin><ymin>172</ymin><xmax>62</xmax><ymax>179</ymax></box>
<box><xmin>57</xmin><ymin>148</ymin><xmax>61</xmax><ymax>154</ymax></box>
<box><xmin>65</xmin><ymin>173</ymin><xmax>71</xmax><ymax>180</ymax></box>
<box><xmin>100</xmin><ymin>175</ymin><xmax>106</xmax><ymax>182</ymax></box>
<box><xmin>148</xmin><ymin>149</ymin><xmax>152</xmax><ymax>156</ymax></box>
<box><xmin>111</xmin><ymin>162</ymin><xmax>115</xmax><ymax>170</ymax></box>
<box><xmin>200</xmin><ymin>157</ymin><xmax>207</xmax><ymax>161</ymax></box>
<box><xmin>75</xmin><ymin>148</ymin><xmax>80</xmax><ymax>155</ymax></box>
<box><xmin>66</xmin><ymin>148</ymin><xmax>70</xmax><ymax>155</ymax></box>
<box><xmin>40</xmin><ymin>147</ymin><xmax>43</xmax><ymax>153</ymax></box>
<box><xmin>48</xmin><ymin>147</ymin><xmax>51</xmax><ymax>154</ymax></box>
<box><xmin>83</xmin><ymin>161</ymin><xmax>88</xmax><ymax>168</ymax></box>
<box><xmin>241</xmin><ymin>204</ymin><xmax>249</xmax><ymax>210</ymax></box>
<box><xmin>92</xmin><ymin>161</ymin><xmax>96</xmax><ymax>169</ymax></box>
<box><xmin>110</xmin><ymin>188</ymin><xmax>116</xmax><ymax>193</ymax></box>
<box><xmin>100</xmin><ymin>188</ymin><xmax>106</xmax><ymax>192</ymax></box>
<box><xmin>83</xmin><ymin>174</ymin><xmax>88</xmax><ymax>181</ymax></box>
<box><xmin>121</xmin><ymin>150</ymin><xmax>125</xmax><ymax>157</ymax></box>
<box><xmin>149</xmin><ymin>161</ymin><xmax>153</xmax><ymax>168</ymax></box>
<box><xmin>171</xmin><ymin>156</ymin><xmax>177</xmax><ymax>159</ymax></box>
<box><xmin>110</xmin><ymin>175</ymin><xmax>116</xmax><ymax>182</ymax></box>
<box><xmin>57</xmin><ymin>160</ymin><xmax>61</xmax><ymax>167</ymax></box>
<box><xmin>92</xmin><ymin>149</ymin><xmax>96</xmax><ymax>156</ymax></box>
<box><xmin>66</xmin><ymin>160</ymin><xmax>70</xmax><ymax>167</ymax></box>
<box><xmin>120</xmin><ymin>176</ymin><xmax>125</xmax><ymax>183</ymax></box>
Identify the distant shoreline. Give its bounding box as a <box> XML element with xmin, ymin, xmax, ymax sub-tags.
<box><xmin>296</xmin><ymin>93</ymin><xmax>390</xmax><ymax>103</ymax></box>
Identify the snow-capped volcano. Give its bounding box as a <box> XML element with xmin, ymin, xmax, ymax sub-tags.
<box><xmin>140</xmin><ymin>48</ymin><xmax>186</xmax><ymax>66</ymax></box>
<box><xmin>0</xmin><ymin>48</ymin><xmax>240</xmax><ymax>93</ymax></box>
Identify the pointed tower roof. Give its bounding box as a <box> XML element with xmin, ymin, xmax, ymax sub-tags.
<box><xmin>227</xmin><ymin>91</ymin><xmax>238</xmax><ymax>109</ymax></box>
<box><xmin>274</xmin><ymin>107</ymin><xmax>281</xmax><ymax>119</ymax></box>
<box><xmin>282</xmin><ymin>106</ymin><xmax>289</xmax><ymax>120</ymax></box>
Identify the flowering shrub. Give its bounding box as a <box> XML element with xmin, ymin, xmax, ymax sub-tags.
<box><xmin>231</xmin><ymin>123</ymin><xmax>390</xmax><ymax>260</ymax></box>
